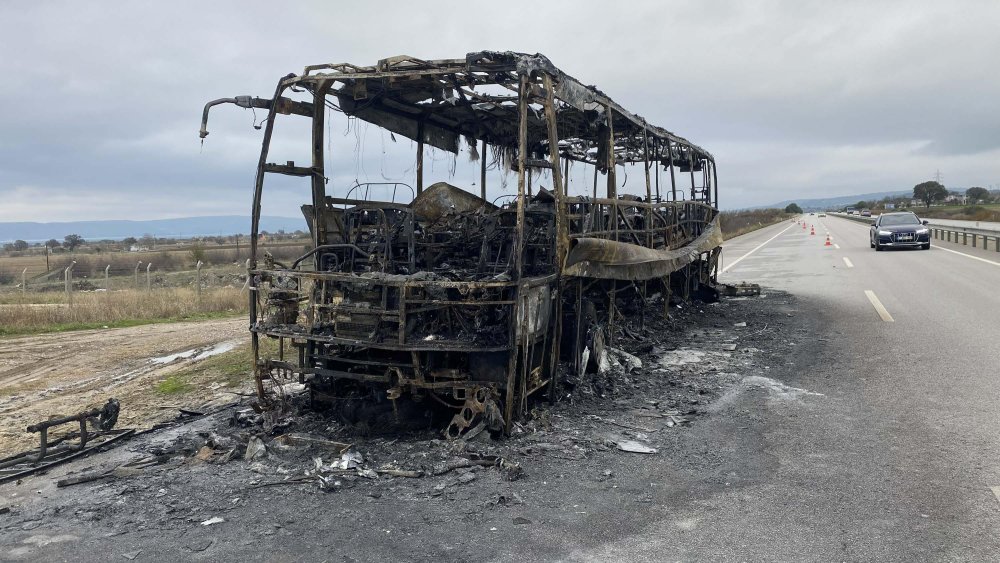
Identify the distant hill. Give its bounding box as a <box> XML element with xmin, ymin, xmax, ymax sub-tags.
<box><xmin>0</xmin><ymin>215</ymin><xmax>307</xmax><ymax>244</ymax></box>
<box><xmin>766</xmin><ymin>190</ymin><xmax>912</xmax><ymax>211</ymax></box>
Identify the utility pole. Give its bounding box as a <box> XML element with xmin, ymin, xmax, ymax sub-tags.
<box><xmin>933</xmin><ymin>169</ymin><xmax>944</xmax><ymax>183</ymax></box>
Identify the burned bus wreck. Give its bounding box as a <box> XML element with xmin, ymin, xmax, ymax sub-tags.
<box><xmin>201</xmin><ymin>52</ymin><xmax>722</xmax><ymax>437</ymax></box>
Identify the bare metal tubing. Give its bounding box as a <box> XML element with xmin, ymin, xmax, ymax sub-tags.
<box><xmin>27</xmin><ymin>407</ymin><xmax>100</xmax><ymax>462</ymax></box>
<box><xmin>199</xmin><ymin>96</ymin><xmax>270</xmax><ymax>139</ymax></box>
<box><xmin>200</xmin><ymin>98</ymin><xmax>238</xmax><ymax>138</ymax></box>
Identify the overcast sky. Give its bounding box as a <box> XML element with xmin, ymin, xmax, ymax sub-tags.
<box><xmin>2</xmin><ymin>0</ymin><xmax>999</xmax><ymax>222</ymax></box>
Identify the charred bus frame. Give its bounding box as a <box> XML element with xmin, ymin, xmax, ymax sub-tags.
<box><xmin>201</xmin><ymin>52</ymin><xmax>722</xmax><ymax>436</ymax></box>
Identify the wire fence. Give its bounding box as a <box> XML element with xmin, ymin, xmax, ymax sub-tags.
<box><xmin>0</xmin><ymin>243</ymin><xmax>305</xmax><ymax>288</ymax></box>
<box><xmin>2</xmin><ymin>258</ymin><xmax>255</xmax><ymax>306</ymax></box>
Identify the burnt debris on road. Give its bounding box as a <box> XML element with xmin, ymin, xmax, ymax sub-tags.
<box><xmin>0</xmin><ymin>289</ymin><xmax>802</xmax><ymax>560</ymax></box>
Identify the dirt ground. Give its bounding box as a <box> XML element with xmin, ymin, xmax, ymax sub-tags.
<box><xmin>0</xmin><ymin>317</ymin><xmax>248</xmax><ymax>453</ymax></box>
<box><xmin>0</xmin><ymin>290</ymin><xmax>810</xmax><ymax>562</ymax></box>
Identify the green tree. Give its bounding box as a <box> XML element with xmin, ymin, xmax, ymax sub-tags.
<box><xmin>966</xmin><ymin>186</ymin><xmax>990</xmax><ymax>204</ymax></box>
<box><xmin>190</xmin><ymin>243</ymin><xmax>207</xmax><ymax>265</ymax></box>
<box><xmin>913</xmin><ymin>181</ymin><xmax>948</xmax><ymax>208</ymax></box>
<box><xmin>784</xmin><ymin>203</ymin><xmax>803</xmax><ymax>214</ymax></box>
<box><xmin>856</xmin><ymin>200</ymin><xmax>870</xmax><ymax>210</ymax></box>
<box><xmin>122</xmin><ymin>236</ymin><xmax>138</xmax><ymax>247</ymax></box>
<box><xmin>45</xmin><ymin>239</ymin><xmax>60</xmax><ymax>250</ymax></box>
<box><xmin>12</xmin><ymin>240</ymin><xmax>28</xmax><ymax>251</ymax></box>
<box><xmin>63</xmin><ymin>234</ymin><xmax>85</xmax><ymax>251</ymax></box>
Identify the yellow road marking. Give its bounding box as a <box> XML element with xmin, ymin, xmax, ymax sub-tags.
<box><xmin>843</xmin><ymin>257</ymin><xmax>854</xmax><ymax>268</ymax></box>
<box><xmin>722</xmin><ymin>223</ymin><xmax>797</xmax><ymax>273</ymax></box>
<box><xmin>865</xmin><ymin>290</ymin><xmax>894</xmax><ymax>322</ymax></box>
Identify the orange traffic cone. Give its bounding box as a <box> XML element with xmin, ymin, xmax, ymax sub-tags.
<box><xmin>810</xmin><ymin>226</ymin><xmax>815</xmax><ymax>235</ymax></box>
<box><xmin>802</xmin><ymin>222</ymin><xmax>807</xmax><ymax>230</ymax></box>
<box><xmin>825</xmin><ymin>235</ymin><xmax>832</xmax><ymax>246</ymax></box>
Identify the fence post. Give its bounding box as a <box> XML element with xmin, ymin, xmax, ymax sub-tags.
<box><xmin>64</xmin><ymin>261</ymin><xmax>76</xmax><ymax>305</ymax></box>
<box><xmin>134</xmin><ymin>261</ymin><xmax>142</xmax><ymax>289</ymax></box>
<box><xmin>973</xmin><ymin>234</ymin><xmax>977</xmax><ymax>248</ymax></box>
<box><xmin>105</xmin><ymin>265</ymin><xmax>111</xmax><ymax>291</ymax></box>
<box><xmin>963</xmin><ymin>232</ymin><xmax>968</xmax><ymax>245</ymax></box>
<box><xmin>241</xmin><ymin>259</ymin><xmax>251</xmax><ymax>293</ymax></box>
<box><xmin>146</xmin><ymin>262</ymin><xmax>153</xmax><ymax>291</ymax></box>
<box><xmin>21</xmin><ymin>267</ymin><xmax>27</xmax><ymax>294</ymax></box>
<box><xmin>196</xmin><ymin>260</ymin><xmax>203</xmax><ymax>308</ymax></box>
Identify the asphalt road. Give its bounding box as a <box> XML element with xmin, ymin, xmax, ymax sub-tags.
<box><xmin>679</xmin><ymin>215</ymin><xmax>1000</xmax><ymax>561</ymax></box>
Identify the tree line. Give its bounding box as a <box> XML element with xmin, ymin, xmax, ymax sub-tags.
<box><xmin>847</xmin><ymin>183</ymin><xmax>995</xmax><ymax>212</ymax></box>
<box><xmin>3</xmin><ymin>230</ymin><xmax>309</xmax><ymax>254</ymax></box>
<box><xmin>3</xmin><ymin>234</ymin><xmax>84</xmax><ymax>253</ymax></box>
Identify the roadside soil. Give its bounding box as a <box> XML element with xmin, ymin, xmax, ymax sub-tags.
<box><xmin>0</xmin><ymin>289</ymin><xmax>818</xmax><ymax>562</ymax></box>
<box><xmin>0</xmin><ymin>317</ymin><xmax>248</xmax><ymax>453</ymax></box>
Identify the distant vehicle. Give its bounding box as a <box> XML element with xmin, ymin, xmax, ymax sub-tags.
<box><xmin>818</xmin><ymin>213</ymin><xmax>826</xmax><ymax>217</ymax></box>
<box><xmin>861</xmin><ymin>209</ymin><xmax>871</xmax><ymax>217</ymax></box>
<box><xmin>809</xmin><ymin>212</ymin><xmax>815</xmax><ymax>215</ymax></box>
<box><xmin>870</xmin><ymin>212</ymin><xmax>930</xmax><ymax>251</ymax></box>
<box><xmin>846</xmin><ymin>207</ymin><xmax>856</xmax><ymax>215</ymax></box>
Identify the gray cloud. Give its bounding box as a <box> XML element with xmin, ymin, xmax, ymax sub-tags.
<box><xmin>2</xmin><ymin>0</ymin><xmax>999</xmax><ymax>222</ymax></box>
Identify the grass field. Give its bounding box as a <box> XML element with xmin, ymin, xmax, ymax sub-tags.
<box><xmin>0</xmin><ymin>239</ymin><xmax>308</xmax><ymax>285</ymax></box>
<box><xmin>0</xmin><ymin>287</ymin><xmax>247</xmax><ymax>336</ymax></box>
<box><xmin>912</xmin><ymin>204</ymin><xmax>1000</xmax><ymax>222</ymax></box>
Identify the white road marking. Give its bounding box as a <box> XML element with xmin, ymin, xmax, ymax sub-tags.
<box><xmin>933</xmin><ymin>245</ymin><xmax>1000</xmax><ymax>267</ymax></box>
<box><xmin>864</xmin><ymin>290</ymin><xmax>894</xmax><ymax>322</ymax></box>
<box><xmin>991</xmin><ymin>486</ymin><xmax>1000</xmax><ymax>504</ymax></box>
<box><xmin>722</xmin><ymin>223</ymin><xmax>797</xmax><ymax>273</ymax></box>
<box><xmin>843</xmin><ymin>257</ymin><xmax>854</xmax><ymax>268</ymax></box>
<box><xmin>834</xmin><ymin>244</ymin><xmax>841</xmax><ymax>249</ymax></box>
